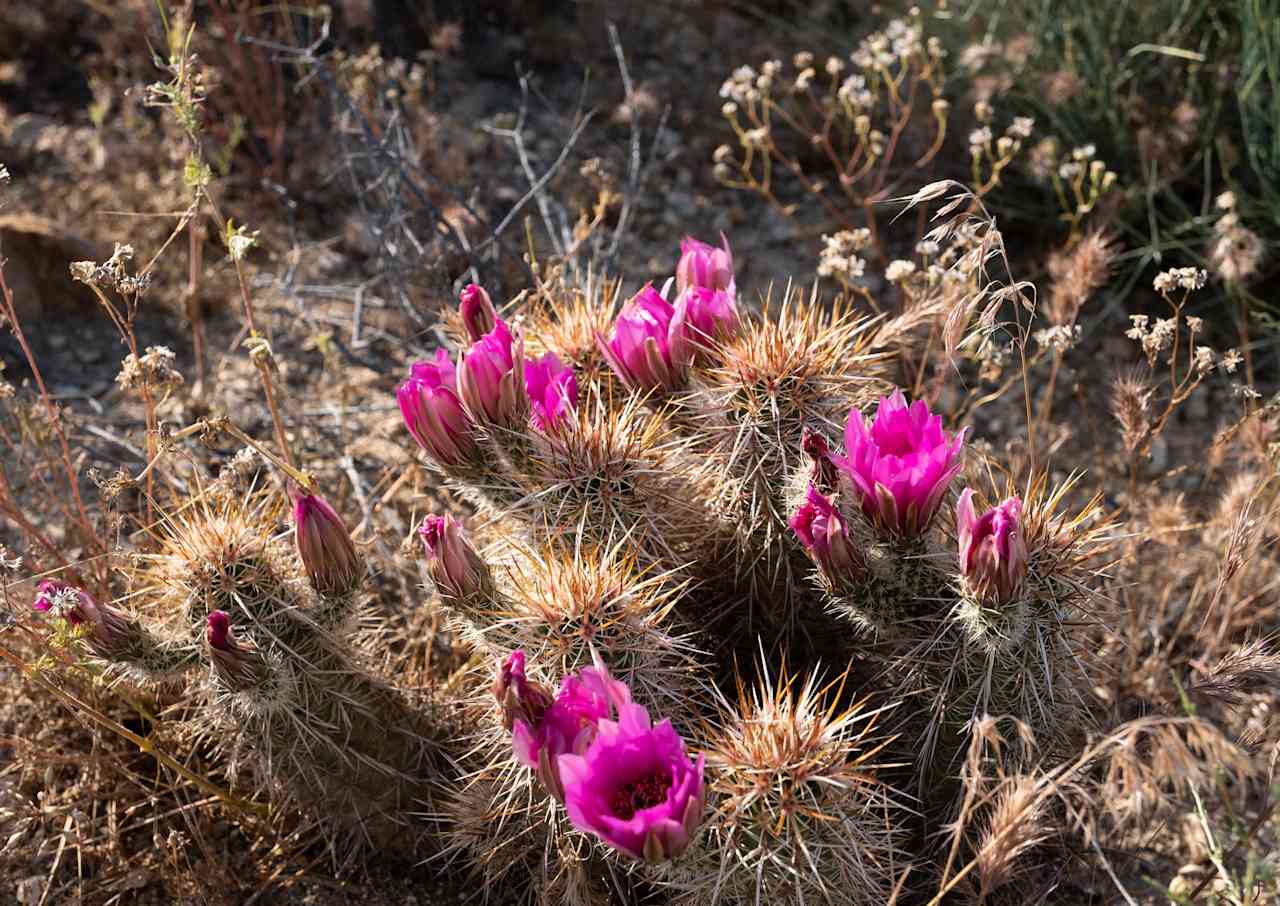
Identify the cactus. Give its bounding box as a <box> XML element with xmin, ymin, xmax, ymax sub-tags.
<box><xmin>73</xmin><ymin>486</ymin><xmax>448</xmax><ymax>861</ymax></box>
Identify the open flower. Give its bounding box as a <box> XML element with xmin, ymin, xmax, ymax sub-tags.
<box><xmin>498</xmin><ymin>654</ymin><xmax>631</xmax><ymax>801</ymax></box>
<box><xmin>420</xmin><ymin>513</ymin><xmax>490</xmax><ymax>604</ymax></box>
<box><xmin>956</xmin><ymin>490</ymin><xmax>1028</xmax><ymax>602</ymax></box>
<box><xmin>457</xmin><ymin>319</ymin><xmax>527</xmax><ymax>428</ymax></box>
<box><xmin>597</xmin><ymin>285</ymin><xmax>683</xmax><ymax>392</ymax></box>
<box><xmin>291</xmin><ymin>488</ymin><xmax>361</xmax><ymax>596</ymax></box>
<box><xmin>832</xmin><ymin>390</ymin><xmax>967</xmax><ymax>538</ymax></box>
<box><xmin>789</xmin><ymin>485</ymin><xmax>865</xmax><ymax>585</ymax></box>
<box><xmin>397</xmin><ymin>348</ymin><xmax>478</xmax><ymax>465</ymax></box>
<box><xmin>459</xmin><ymin>283</ymin><xmax>497</xmax><ymax>342</ymax></box>
<box><xmin>525</xmin><ymin>352</ymin><xmax>578</xmax><ymax>434</ymax></box>
<box><xmin>676</xmin><ymin>234</ymin><xmax>735</xmax><ymax>297</ymax></box>
<box><xmin>558</xmin><ymin>700</ymin><xmax>705</xmax><ymax>862</ymax></box>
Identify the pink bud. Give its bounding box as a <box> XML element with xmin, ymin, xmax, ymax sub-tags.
<box><xmin>956</xmin><ymin>490</ymin><xmax>1028</xmax><ymax>602</ymax></box>
<box><xmin>789</xmin><ymin>485</ymin><xmax>866</xmax><ymax>586</ymax></box>
<box><xmin>420</xmin><ymin>513</ymin><xmax>490</xmax><ymax>603</ymax></box>
<box><xmin>460</xmin><ymin>283</ymin><xmax>497</xmax><ymax>342</ymax></box>
<box><xmin>291</xmin><ymin>488</ymin><xmax>361</xmax><ymax>596</ymax></box>
<box><xmin>398</xmin><ymin>348</ymin><xmax>479</xmax><ymax>466</ymax></box>
<box><xmin>671</xmin><ymin>286</ymin><xmax>738</xmax><ymax>361</ymax></box>
<box><xmin>596</xmin><ymin>285</ymin><xmax>683</xmax><ymax>392</ymax></box>
<box><xmin>802</xmin><ymin>429</ymin><xmax>840</xmax><ymax>494</ymax></box>
<box><xmin>206</xmin><ymin>610</ymin><xmax>267</xmax><ymax>689</ymax></box>
<box><xmin>34</xmin><ymin>580</ymin><xmax>133</xmax><ymax>657</ymax></box>
<box><xmin>457</xmin><ymin>319</ymin><xmax>528</xmax><ymax>427</ymax></box>
<box><xmin>831</xmin><ymin>390</ymin><xmax>967</xmax><ymax>538</ymax></box>
<box><xmin>676</xmin><ymin>234</ymin><xmax>735</xmax><ymax>297</ymax></box>
<box><xmin>524</xmin><ymin>352</ymin><xmax>578</xmax><ymax>434</ymax></box>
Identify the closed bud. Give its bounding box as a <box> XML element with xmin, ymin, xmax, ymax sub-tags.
<box><xmin>956</xmin><ymin>490</ymin><xmax>1028</xmax><ymax>602</ymax></box>
<box><xmin>291</xmin><ymin>487</ymin><xmax>362</xmax><ymax>596</ymax></box>
<box><xmin>789</xmin><ymin>485</ymin><xmax>866</xmax><ymax>586</ymax></box>
<box><xmin>802</xmin><ymin>429</ymin><xmax>840</xmax><ymax>494</ymax></box>
<box><xmin>459</xmin><ymin>283</ymin><xmax>497</xmax><ymax>342</ymax></box>
<box><xmin>34</xmin><ymin>579</ymin><xmax>134</xmax><ymax>658</ymax></box>
<box><xmin>206</xmin><ymin>610</ymin><xmax>268</xmax><ymax>689</ymax></box>
<box><xmin>398</xmin><ymin>348</ymin><xmax>479</xmax><ymax>466</ymax></box>
<box><xmin>675</xmin><ymin>234</ymin><xmax>736</xmax><ymax>297</ymax></box>
<box><xmin>420</xmin><ymin>513</ymin><xmax>490</xmax><ymax>604</ymax></box>
<box><xmin>457</xmin><ymin>319</ymin><xmax>528</xmax><ymax>428</ymax></box>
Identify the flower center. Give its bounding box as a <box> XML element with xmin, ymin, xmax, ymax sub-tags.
<box><xmin>611</xmin><ymin>770</ymin><xmax>671</xmax><ymax>820</ymax></box>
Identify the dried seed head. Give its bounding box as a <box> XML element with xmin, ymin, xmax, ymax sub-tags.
<box><xmin>1110</xmin><ymin>370</ymin><xmax>1152</xmax><ymax>455</ymax></box>
<box><xmin>1046</xmin><ymin>231</ymin><xmax>1113</xmax><ymax>327</ymax></box>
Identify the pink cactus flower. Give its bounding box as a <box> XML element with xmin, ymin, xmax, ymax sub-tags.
<box><xmin>291</xmin><ymin>488</ymin><xmax>361</xmax><ymax>596</ymax></box>
<box><xmin>33</xmin><ymin>579</ymin><xmax>131</xmax><ymax>656</ymax></box>
<box><xmin>497</xmin><ymin>654</ymin><xmax>632</xmax><ymax>801</ymax></box>
<box><xmin>206</xmin><ymin>610</ymin><xmax>266</xmax><ymax>688</ymax></box>
<box><xmin>457</xmin><ymin>319</ymin><xmax>527</xmax><ymax>427</ymax></box>
<box><xmin>956</xmin><ymin>490</ymin><xmax>1029</xmax><ymax>602</ymax></box>
<box><xmin>832</xmin><ymin>390</ymin><xmax>967</xmax><ymax>538</ymax></box>
<box><xmin>789</xmin><ymin>485</ymin><xmax>866</xmax><ymax>585</ymax></box>
<box><xmin>558</xmin><ymin>700</ymin><xmax>705</xmax><ymax>862</ymax></box>
<box><xmin>524</xmin><ymin>352</ymin><xmax>578</xmax><ymax>434</ymax></box>
<box><xmin>398</xmin><ymin>348</ymin><xmax>478</xmax><ymax>466</ymax></box>
<box><xmin>597</xmin><ymin>285</ymin><xmax>684</xmax><ymax>392</ymax></box>
<box><xmin>671</xmin><ymin>286</ymin><xmax>738</xmax><ymax>355</ymax></box>
<box><xmin>675</xmin><ymin>234</ymin><xmax>735</xmax><ymax>297</ymax></box>
<box><xmin>460</xmin><ymin>283</ymin><xmax>497</xmax><ymax>342</ymax></box>
<box><xmin>420</xmin><ymin>513</ymin><xmax>490</xmax><ymax>603</ymax></box>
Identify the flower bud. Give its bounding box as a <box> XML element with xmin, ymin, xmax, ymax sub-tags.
<box><xmin>457</xmin><ymin>319</ymin><xmax>528</xmax><ymax>428</ymax></box>
<box><xmin>291</xmin><ymin>488</ymin><xmax>361</xmax><ymax>596</ymax></box>
<box><xmin>524</xmin><ymin>352</ymin><xmax>578</xmax><ymax>434</ymax></box>
<box><xmin>802</xmin><ymin>429</ymin><xmax>840</xmax><ymax>494</ymax></box>
<box><xmin>460</xmin><ymin>283</ymin><xmax>497</xmax><ymax>342</ymax></box>
<box><xmin>34</xmin><ymin>580</ymin><xmax>134</xmax><ymax>658</ymax></box>
<box><xmin>956</xmin><ymin>490</ymin><xmax>1028</xmax><ymax>602</ymax></box>
<box><xmin>597</xmin><ymin>285</ymin><xmax>683</xmax><ymax>392</ymax></box>
<box><xmin>671</xmin><ymin>286</ymin><xmax>738</xmax><ymax>364</ymax></box>
<box><xmin>789</xmin><ymin>485</ymin><xmax>866</xmax><ymax>586</ymax></box>
<box><xmin>398</xmin><ymin>348</ymin><xmax>478</xmax><ymax>466</ymax></box>
<box><xmin>675</xmin><ymin>234</ymin><xmax>736</xmax><ymax>297</ymax></box>
<box><xmin>420</xmin><ymin>513</ymin><xmax>490</xmax><ymax>604</ymax></box>
<box><xmin>206</xmin><ymin>610</ymin><xmax>268</xmax><ymax>689</ymax></box>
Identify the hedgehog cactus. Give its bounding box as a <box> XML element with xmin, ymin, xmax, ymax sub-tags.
<box><xmin>38</xmin><ymin>488</ymin><xmax>448</xmax><ymax>860</ymax></box>
<box><xmin>30</xmin><ymin>226</ymin><xmax>1114</xmax><ymax>902</ymax></box>
<box><xmin>400</xmin><ymin>233</ymin><xmax>1111</xmax><ymax>903</ymax></box>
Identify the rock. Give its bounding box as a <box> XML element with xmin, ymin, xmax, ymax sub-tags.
<box><xmin>0</xmin><ymin>213</ymin><xmax>109</xmax><ymax>324</ymax></box>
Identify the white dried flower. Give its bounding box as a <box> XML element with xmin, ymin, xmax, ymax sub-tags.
<box><xmin>885</xmin><ymin>260</ymin><xmax>917</xmax><ymax>282</ymax></box>
<box><xmin>1193</xmin><ymin>346</ymin><xmax>1216</xmax><ymax>375</ymax></box>
<box><xmin>1216</xmin><ymin>190</ymin><xmax>1236</xmax><ymax>210</ymax></box>
<box><xmin>1008</xmin><ymin>116</ymin><xmax>1034</xmax><ymax>139</ymax></box>
<box><xmin>1221</xmin><ymin>349</ymin><xmax>1243</xmax><ymax>374</ymax></box>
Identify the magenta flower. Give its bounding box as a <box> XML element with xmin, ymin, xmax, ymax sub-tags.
<box><xmin>206</xmin><ymin>610</ymin><xmax>266</xmax><ymax>688</ymax></box>
<box><xmin>498</xmin><ymin>654</ymin><xmax>632</xmax><ymax>801</ymax></box>
<box><xmin>460</xmin><ymin>283</ymin><xmax>497</xmax><ymax>342</ymax></box>
<box><xmin>33</xmin><ymin>579</ymin><xmax>132</xmax><ymax>657</ymax></box>
<box><xmin>676</xmin><ymin>234</ymin><xmax>735</xmax><ymax>297</ymax></box>
<box><xmin>672</xmin><ymin>286</ymin><xmax>738</xmax><ymax>354</ymax></box>
<box><xmin>398</xmin><ymin>348</ymin><xmax>478</xmax><ymax>466</ymax></box>
<box><xmin>558</xmin><ymin>700</ymin><xmax>705</xmax><ymax>862</ymax></box>
<box><xmin>597</xmin><ymin>285</ymin><xmax>683</xmax><ymax>392</ymax></box>
<box><xmin>457</xmin><ymin>319</ymin><xmax>527</xmax><ymax>427</ymax></box>
<box><xmin>420</xmin><ymin>513</ymin><xmax>490</xmax><ymax>603</ymax></box>
<box><xmin>525</xmin><ymin>352</ymin><xmax>578</xmax><ymax>434</ymax></box>
<box><xmin>291</xmin><ymin>488</ymin><xmax>361</xmax><ymax>596</ymax></box>
<box><xmin>956</xmin><ymin>490</ymin><xmax>1029</xmax><ymax>602</ymax></box>
<box><xmin>789</xmin><ymin>485</ymin><xmax>866</xmax><ymax>586</ymax></box>
<box><xmin>832</xmin><ymin>390</ymin><xmax>967</xmax><ymax>538</ymax></box>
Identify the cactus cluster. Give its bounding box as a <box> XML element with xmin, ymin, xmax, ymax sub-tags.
<box><xmin>34</xmin><ymin>233</ymin><xmax>1112</xmax><ymax>903</ymax></box>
